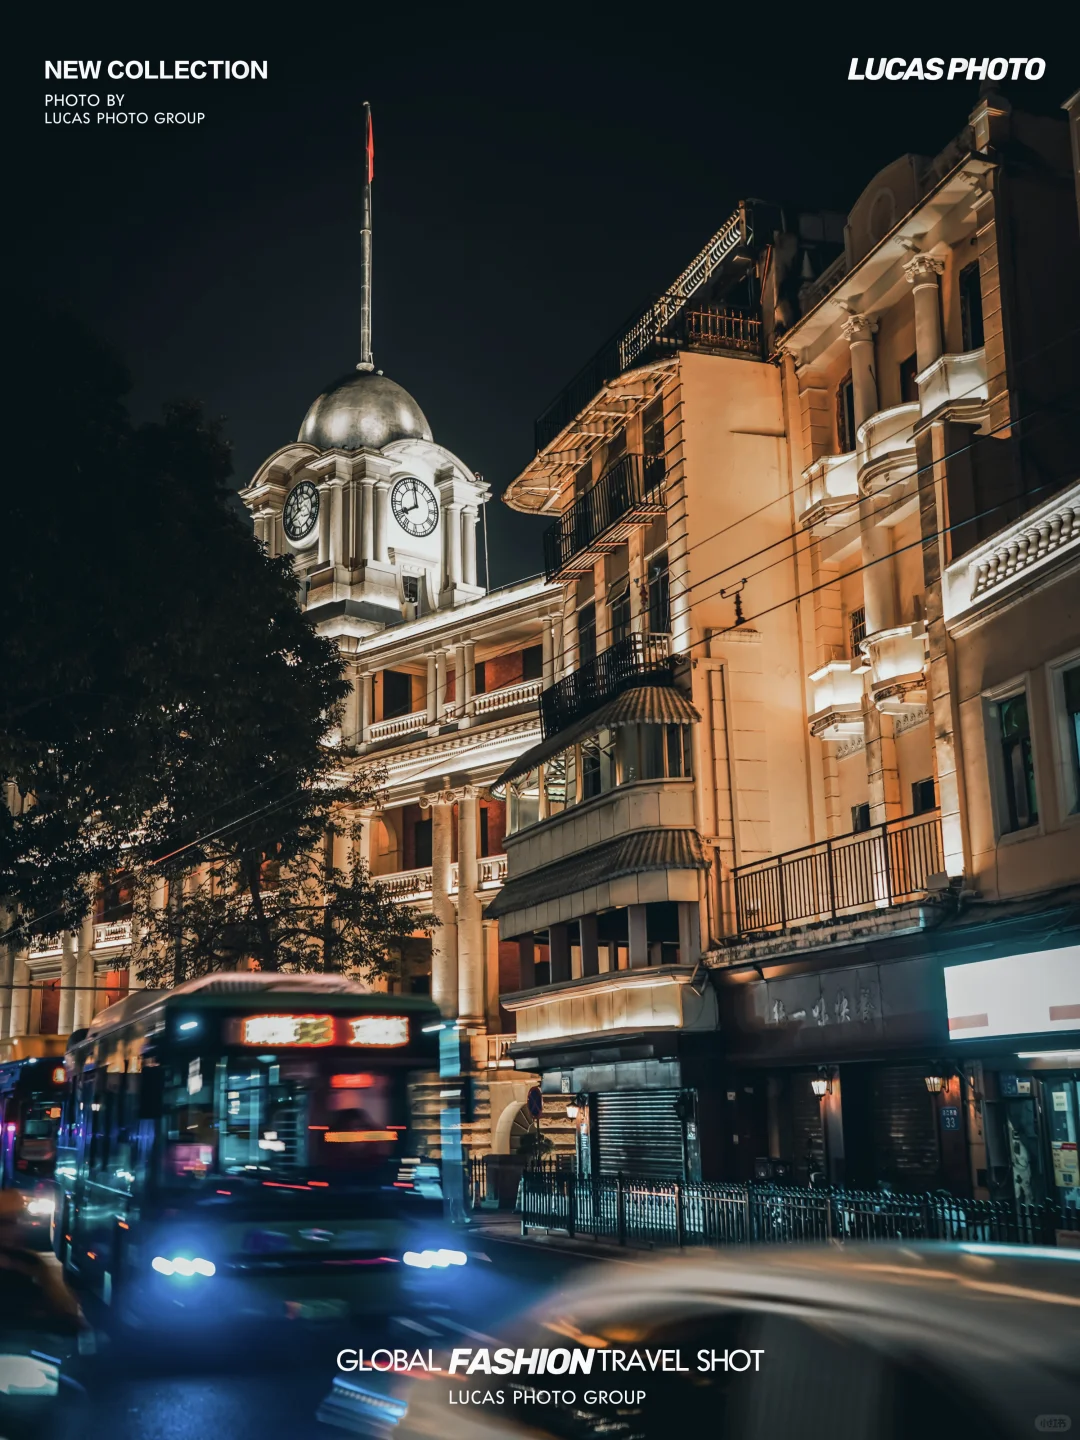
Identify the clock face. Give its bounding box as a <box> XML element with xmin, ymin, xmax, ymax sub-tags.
<box><xmin>282</xmin><ymin>480</ymin><xmax>320</xmax><ymax>543</ymax></box>
<box><xmin>391</xmin><ymin>477</ymin><xmax>439</xmax><ymax>538</ymax></box>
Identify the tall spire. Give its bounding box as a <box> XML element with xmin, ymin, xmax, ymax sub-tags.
<box><xmin>357</xmin><ymin>101</ymin><xmax>375</xmax><ymax>372</ymax></box>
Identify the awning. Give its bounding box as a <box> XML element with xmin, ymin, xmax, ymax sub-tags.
<box><xmin>486</xmin><ymin>826</ymin><xmax>707</xmax><ymax>919</ymax></box>
<box><xmin>494</xmin><ymin>686</ymin><xmax>700</xmax><ymax>788</ymax></box>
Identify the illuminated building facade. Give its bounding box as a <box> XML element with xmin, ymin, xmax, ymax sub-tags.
<box><xmin>495</xmin><ymin>91</ymin><xmax>1080</xmax><ymax>1197</ymax></box>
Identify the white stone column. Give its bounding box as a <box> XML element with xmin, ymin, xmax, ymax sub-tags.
<box><xmin>904</xmin><ymin>254</ymin><xmax>946</xmax><ymax>374</ymax></box>
<box><xmin>435</xmin><ymin>650</ymin><xmax>448</xmax><ymax>720</ymax></box>
<box><xmin>73</xmin><ymin>916</ymin><xmax>96</xmax><ymax>1030</ymax></box>
<box><xmin>462</xmin><ymin>507</ymin><xmax>478</xmax><ymax>587</ymax></box>
<box><xmin>453</xmin><ymin>644</ymin><xmax>466</xmax><ymax>721</ymax></box>
<box><xmin>360</xmin><ymin>477</ymin><xmax>375</xmax><ymax>562</ymax></box>
<box><xmin>429</xmin><ymin>797</ymin><xmax>458</xmax><ymax>1017</ymax></box>
<box><xmin>426</xmin><ymin>654</ymin><xmax>438</xmax><ymax>725</ymax></box>
<box><xmin>541</xmin><ymin>622</ymin><xmax>555</xmax><ymax>688</ymax></box>
<box><xmin>59</xmin><ymin>932</ymin><xmax>77</xmax><ymax>1034</ymax></box>
<box><xmin>328</xmin><ymin>481</ymin><xmax>344</xmax><ymax>568</ymax></box>
<box><xmin>483</xmin><ymin>917</ymin><xmax>501</xmax><ymax>1031</ymax></box>
<box><xmin>357</xmin><ymin>671</ymin><xmax>371</xmax><ymax>745</ymax></box>
<box><xmin>462</xmin><ymin>641</ymin><xmax>476</xmax><ymax>724</ymax></box>
<box><xmin>444</xmin><ymin>503</ymin><xmax>463</xmax><ymax>589</ymax></box>
<box><xmin>7</xmin><ymin>951</ymin><xmax>29</xmax><ymax>1039</ymax></box>
<box><xmin>561</xmin><ymin>591</ymin><xmax>577</xmax><ymax>674</ymax></box>
<box><xmin>456</xmin><ymin>789</ymin><xmax>483</xmax><ymax>1026</ymax></box>
<box><xmin>844</xmin><ymin>314</ymin><xmax>879</xmax><ymax>431</ymax></box>
<box><xmin>373</xmin><ymin>481</ymin><xmax>390</xmax><ymax>563</ymax></box>
<box><xmin>317</xmin><ymin>485</ymin><xmax>331</xmax><ymax>566</ymax></box>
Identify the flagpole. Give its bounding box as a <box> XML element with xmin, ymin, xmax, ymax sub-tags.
<box><xmin>358</xmin><ymin>100</ymin><xmax>374</xmax><ymax>371</ymax></box>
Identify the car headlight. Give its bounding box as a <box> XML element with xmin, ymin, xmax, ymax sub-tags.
<box><xmin>0</xmin><ymin>1355</ymin><xmax>60</xmax><ymax>1397</ymax></box>
<box><xmin>25</xmin><ymin>1197</ymin><xmax>56</xmax><ymax>1217</ymax></box>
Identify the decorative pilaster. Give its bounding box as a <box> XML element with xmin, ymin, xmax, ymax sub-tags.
<box><xmin>59</xmin><ymin>932</ymin><xmax>77</xmax><ymax>1034</ymax></box>
<box><xmin>456</xmin><ymin>788</ymin><xmax>483</xmax><ymax>1027</ymax></box>
<box><xmin>462</xmin><ymin>506</ymin><xmax>478</xmax><ymax>587</ymax></box>
<box><xmin>360</xmin><ymin>477</ymin><xmax>375</xmax><ymax>562</ymax></box>
<box><xmin>8</xmin><ymin>951</ymin><xmax>29</xmax><ymax>1039</ymax></box>
<box><xmin>73</xmin><ymin>915</ymin><xmax>95</xmax><ymax>1030</ymax></box>
<box><xmin>903</xmin><ymin>253</ymin><xmax>946</xmax><ymax>375</ymax></box>
<box><xmin>373</xmin><ymin>481</ymin><xmax>390</xmax><ymax>563</ymax></box>
<box><xmin>425</xmin><ymin>792</ymin><xmax>458</xmax><ymax>1018</ymax></box>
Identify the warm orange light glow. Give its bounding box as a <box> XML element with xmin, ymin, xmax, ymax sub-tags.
<box><xmin>241</xmin><ymin>1014</ymin><xmax>334</xmax><ymax>1046</ymax></box>
<box><xmin>348</xmin><ymin>1016</ymin><xmax>409</xmax><ymax>1047</ymax></box>
<box><xmin>330</xmin><ymin>1073</ymin><xmax>375</xmax><ymax>1089</ymax></box>
<box><xmin>46</xmin><ymin>1107</ymin><xmax>61</xmax><ymax>1119</ymax></box>
<box><xmin>52</xmin><ymin>1067</ymin><xmax>66</xmax><ymax>1084</ymax></box>
<box><xmin>308</xmin><ymin>1125</ymin><xmax>329</xmax><ymax>1130</ymax></box>
<box><xmin>117</xmin><ymin>1220</ymin><xmax>129</xmax><ymax>1229</ymax></box>
<box><xmin>309</xmin><ymin>1180</ymin><xmax>329</xmax><ymax>1187</ymax></box>
<box><xmin>323</xmin><ymin>1130</ymin><xmax>397</xmax><ymax>1143</ymax></box>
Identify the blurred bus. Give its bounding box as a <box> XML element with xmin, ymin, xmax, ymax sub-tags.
<box><xmin>53</xmin><ymin>973</ymin><xmax>465</xmax><ymax>1327</ymax></box>
<box><xmin>0</xmin><ymin>1052</ymin><xmax>67</xmax><ymax>1244</ymax></box>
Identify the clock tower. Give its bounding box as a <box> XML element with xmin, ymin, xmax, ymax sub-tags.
<box><xmin>240</xmin><ymin>104</ymin><xmax>487</xmax><ymax>643</ymax></box>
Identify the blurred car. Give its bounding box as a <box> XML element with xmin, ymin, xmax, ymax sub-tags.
<box><xmin>318</xmin><ymin>1242</ymin><xmax>1079</xmax><ymax>1440</ymax></box>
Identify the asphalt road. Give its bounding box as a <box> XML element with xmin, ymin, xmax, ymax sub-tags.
<box><xmin>71</xmin><ymin>1230</ymin><xmax>596</xmax><ymax>1440</ymax></box>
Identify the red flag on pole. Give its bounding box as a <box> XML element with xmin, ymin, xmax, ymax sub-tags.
<box><xmin>365</xmin><ymin>106</ymin><xmax>374</xmax><ymax>183</ymax></box>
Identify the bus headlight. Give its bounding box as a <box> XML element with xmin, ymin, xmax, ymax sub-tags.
<box><xmin>151</xmin><ymin>1255</ymin><xmax>216</xmax><ymax>1277</ymax></box>
<box><xmin>402</xmin><ymin>1248</ymin><xmax>467</xmax><ymax>1269</ymax></box>
<box><xmin>25</xmin><ymin>1197</ymin><xmax>56</xmax><ymax>1217</ymax></box>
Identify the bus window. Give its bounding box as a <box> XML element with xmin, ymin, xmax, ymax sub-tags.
<box><xmin>163</xmin><ymin>1059</ymin><xmax>216</xmax><ymax>1181</ymax></box>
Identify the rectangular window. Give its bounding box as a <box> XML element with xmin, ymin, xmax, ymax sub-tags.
<box><xmin>911</xmin><ymin>777</ymin><xmax>936</xmax><ymax>815</ymax></box>
<box><xmin>993</xmin><ymin>689</ymin><xmax>1038</xmax><ymax>832</ymax></box>
<box><xmin>899</xmin><ymin>352</ymin><xmax>919</xmax><ymax>404</ymax></box>
<box><xmin>959</xmin><ymin>261</ymin><xmax>984</xmax><ymax>351</ymax></box>
<box><xmin>521</xmin><ymin>644</ymin><xmax>543</xmax><ymax>680</ymax></box>
<box><xmin>413</xmin><ymin>817</ymin><xmax>432</xmax><ymax>868</ymax></box>
<box><xmin>666</xmin><ymin>724</ymin><xmax>693</xmax><ymax>778</ymax></box>
<box><xmin>609</xmin><ymin>578</ymin><xmax>631</xmax><ymax>645</ymax></box>
<box><xmin>837</xmin><ymin>375</ymin><xmax>856</xmax><ymax>453</ymax></box>
<box><xmin>474</xmin><ymin>659</ymin><xmax>486</xmax><ymax>694</ymax></box>
<box><xmin>577</xmin><ymin>602</ymin><xmax>597</xmax><ymax>664</ymax></box>
<box><xmin>479</xmin><ymin>806</ymin><xmax>490</xmax><ymax>857</ymax></box>
<box><xmin>648</xmin><ymin>551</ymin><xmax>671</xmax><ymax>635</ymax></box>
<box><xmin>851</xmin><ymin>802</ymin><xmax>871</xmax><ymax>834</ymax></box>
<box><xmin>1050</xmin><ymin>658</ymin><xmax>1080</xmax><ymax>817</ymax></box>
<box><xmin>849</xmin><ymin>606</ymin><xmax>867</xmax><ymax>654</ymax></box>
<box><xmin>642</xmin><ymin>398</ymin><xmax>665</xmax><ymax>490</ymax></box>
<box><xmin>381</xmin><ymin>669</ymin><xmax>413</xmax><ymax>720</ymax></box>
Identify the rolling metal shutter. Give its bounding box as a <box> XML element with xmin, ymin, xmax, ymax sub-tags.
<box><xmin>595</xmin><ymin>1089</ymin><xmax>686</xmax><ymax>1180</ymax></box>
<box><xmin>872</xmin><ymin>1065</ymin><xmax>941</xmax><ymax>1189</ymax></box>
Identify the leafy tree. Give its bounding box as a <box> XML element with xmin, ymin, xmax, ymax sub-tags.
<box><xmin>3</xmin><ymin>306</ymin><xmax>426</xmax><ymax>985</ymax></box>
<box><xmin>132</xmin><ymin>819</ymin><xmax>431</xmax><ymax>986</ymax></box>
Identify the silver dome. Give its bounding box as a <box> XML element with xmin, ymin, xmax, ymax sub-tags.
<box><xmin>299</xmin><ymin>369</ymin><xmax>432</xmax><ymax>452</ymax></box>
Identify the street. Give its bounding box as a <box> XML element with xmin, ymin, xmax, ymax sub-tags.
<box><xmin>74</xmin><ymin>1228</ymin><xmax>597</xmax><ymax>1440</ymax></box>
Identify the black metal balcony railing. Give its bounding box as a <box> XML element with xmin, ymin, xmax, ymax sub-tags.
<box><xmin>543</xmin><ymin>453</ymin><xmax>666</xmax><ymax>581</ymax></box>
<box><xmin>733</xmin><ymin>812</ymin><xmax>944</xmax><ymax>935</ymax></box>
<box><xmin>540</xmin><ymin>631</ymin><xmax>674</xmax><ymax>739</ymax></box>
<box><xmin>535</xmin><ymin>304</ymin><xmax>763</xmax><ymax>452</ymax></box>
<box><xmin>514</xmin><ymin>1167</ymin><xmax>1078</xmax><ymax>1252</ymax></box>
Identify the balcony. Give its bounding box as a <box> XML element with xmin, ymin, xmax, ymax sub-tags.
<box><xmin>543</xmin><ymin>454</ymin><xmax>666</xmax><ymax>581</ymax></box>
<box><xmin>376</xmin><ymin>854</ymin><xmax>509</xmax><ymax>904</ymax></box>
<box><xmin>539</xmin><ymin>632</ymin><xmax>674</xmax><ymax>739</ymax></box>
<box><xmin>471</xmin><ymin>677</ymin><xmax>543</xmax><ymax>717</ymax></box>
<box><xmin>807</xmin><ymin>660</ymin><xmax>866</xmax><ymax>741</ymax></box>
<box><xmin>800</xmin><ymin>451</ymin><xmax>858</xmax><ymax>532</ymax></box>
<box><xmin>94</xmin><ymin>919</ymin><xmax>132</xmax><ymax>949</ymax></box>
<box><xmin>856</xmin><ymin>402</ymin><xmax>920</xmax><ymax>495</ymax></box>
<box><xmin>864</xmin><ymin>625</ymin><xmax>928</xmax><ymax>714</ymax></box>
<box><xmin>534</xmin><ymin>206</ymin><xmax>753</xmax><ymax>452</ymax></box>
<box><xmin>366</xmin><ymin>678</ymin><xmax>543</xmax><ymax>745</ymax></box>
<box><xmin>917</xmin><ymin>347</ymin><xmax>987</xmax><ymax>421</ymax></box>
<box><xmin>942</xmin><ymin>477</ymin><xmax>1080</xmax><ymax>633</ymax></box>
<box><xmin>367</xmin><ymin>709</ymin><xmax>429</xmax><ymax>743</ymax></box>
<box><xmin>733</xmin><ymin>812</ymin><xmax>944</xmax><ymax>936</ymax></box>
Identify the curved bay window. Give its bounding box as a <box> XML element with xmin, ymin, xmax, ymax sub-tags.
<box><xmin>505</xmin><ymin>722</ymin><xmax>694</xmax><ymax>834</ymax></box>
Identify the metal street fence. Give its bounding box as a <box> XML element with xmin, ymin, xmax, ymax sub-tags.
<box><xmin>515</xmin><ymin>1167</ymin><xmax>1080</xmax><ymax>1250</ymax></box>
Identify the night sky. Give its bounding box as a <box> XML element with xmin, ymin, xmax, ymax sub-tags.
<box><xmin>28</xmin><ymin>21</ymin><xmax>1072</xmax><ymax>586</ymax></box>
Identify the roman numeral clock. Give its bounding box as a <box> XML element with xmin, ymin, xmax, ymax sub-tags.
<box><xmin>391</xmin><ymin>476</ymin><xmax>439</xmax><ymax>538</ymax></box>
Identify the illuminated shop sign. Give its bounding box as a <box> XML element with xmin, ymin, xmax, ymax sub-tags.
<box><xmin>945</xmin><ymin>946</ymin><xmax>1080</xmax><ymax>1041</ymax></box>
<box><xmin>236</xmin><ymin>1014</ymin><xmax>411</xmax><ymax>1047</ymax></box>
